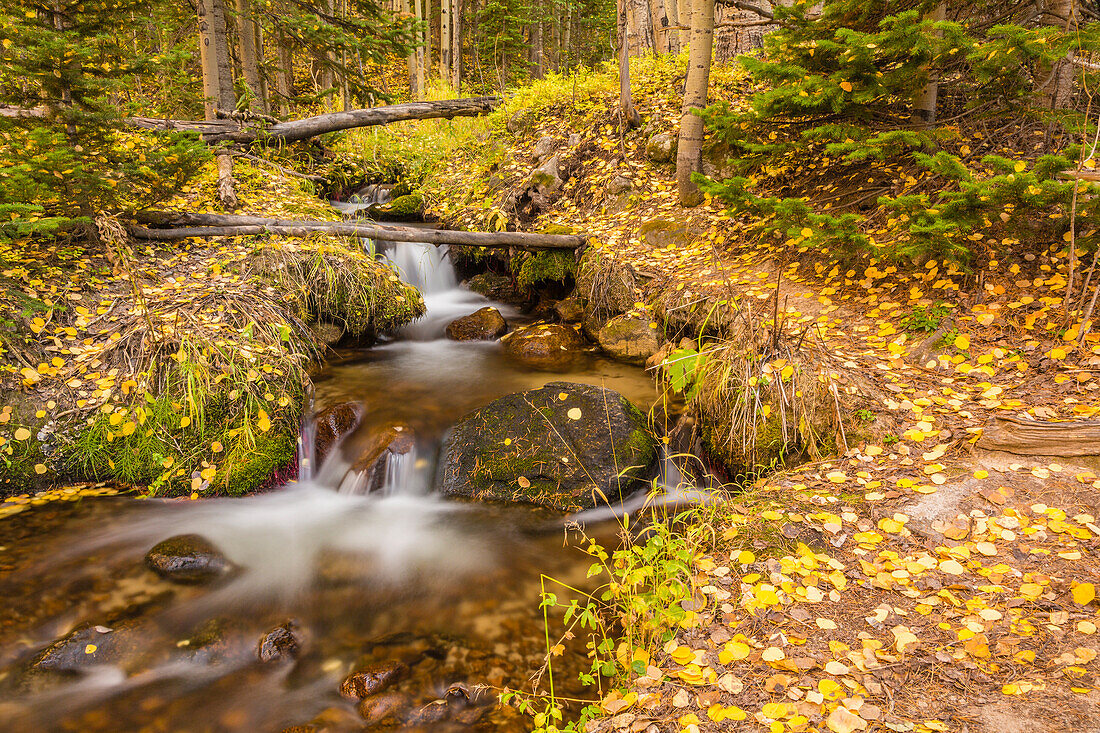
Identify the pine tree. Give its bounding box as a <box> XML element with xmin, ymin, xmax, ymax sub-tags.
<box><xmin>0</xmin><ymin>0</ymin><xmax>209</xmax><ymax>238</ymax></box>
<box><xmin>697</xmin><ymin>0</ymin><xmax>1100</xmax><ymax>265</ymax></box>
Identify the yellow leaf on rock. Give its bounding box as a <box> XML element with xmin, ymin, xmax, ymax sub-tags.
<box><xmin>567</xmin><ymin>407</ymin><xmax>582</xmax><ymax>420</ymax></box>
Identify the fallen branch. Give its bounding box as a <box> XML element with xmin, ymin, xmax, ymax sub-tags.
<box><xmin>231</xmin><ymin>151</ymin><xmax>327</xmax><ymax>182</ymax></box>
<box><xmin>976</xmin><ymin>415</ymin><xmax>1100</xmax><ymax>456</ymax></box>
<box><xmin>129</xmin><ymin>217</ymin><xmax>587</xmax><ymax>249</ymax></box>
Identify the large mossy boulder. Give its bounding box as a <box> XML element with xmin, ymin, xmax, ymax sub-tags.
<box><xmin>597</xmin><ymin>315</ymin><xmax>660</xmax><ymax>365</ymax></box>
<box><xmin>440</xmin><ymin>382</ymin><xmax>658</xmax><ymax>511</ymax></box>
<box><xmin>501</xmin><ymin>323</ymin><xmax>585</xmax><ymax>371</ymax></box>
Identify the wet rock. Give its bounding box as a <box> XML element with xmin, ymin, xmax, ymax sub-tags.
<box><xmin>313</xmin><ymin>402</ymin><xmax>364</xmax><ymax>468</ymax></box>
<box><xmin>31</xmin><ymin>624</ymin><xmax>133</xmax><ymax>673</ymax></box>
<box><xmin>308</xmin><ymin>707</ymin><xmax>362</xmax><ymax>732</ymax></box>
<box><xmin>309</xmin><ymin>320</ymin><xmax>344</xmax><ymax>346</ymax></box>
<box><xmin>343</xmin><ymin>423</ymin><xmax>415</xmax><ymax>493</ymax></box>
<box><xmin>500</xmin><ymin>323</ymin><xmax>585</xmax><ymax>371</ymax></box>
<box><xmin>552</xmin><ymin>297</ymin><xmax>584</xmax><ymax>324</ymax></box>
<box><xmin>340</xmin><ymin>660</ymin><xmax>407</xmax><ymax>699</ymax></box>
<box><xmin>357</xmin><ymin>692</ymin><xmax>408</xmax><ymax>725</ymax></box>
<box><xmin>646</xmin><ymin>132</ymin><xmax>677</xmax><ymax>163</ymax></box>
<box><xmin>466</xmin><ymin>273</ymin><xmax>527</xmax><ymax>306</ymax></box>
<box><xmin>144</xmin><ymin>534</ymin><xmax>233</xmax><ymax>584</ymax></box>
<box><xmin>258</xmin><ymin>623</ymin><xmax>300</xmax><ymax>663</ymax></box>
<box><xmin>597</xmin><ymin>315</ymin><xmax>660</xmax><ymax>365</ymax></box>
<box><xmin>440</xmin><ymin>382</ymin><xmax>659</xmax><ymax>511</ymax></box>
<box><xmin>532</xmin><ymin>135</ymin><xmax>557</xmax><ymax>162</ymax></box>
<box><xmin>446</xmin><ymin>307</ymin><xmax>507</xmax><ymax>341</ymax></box>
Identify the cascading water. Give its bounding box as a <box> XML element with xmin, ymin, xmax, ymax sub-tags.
<box><xmin>0</xmin><ymin>191</ymin><xmax>685</xmax><ymax>733</ymax></box>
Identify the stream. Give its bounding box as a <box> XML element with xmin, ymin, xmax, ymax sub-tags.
<box><xmin>0</xmin><ymin>224</ymin><xmax>661</xmax><ymax>731</ymax></box>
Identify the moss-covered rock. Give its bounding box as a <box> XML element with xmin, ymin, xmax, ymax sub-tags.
<box><xmin>465</xmin><ymin>273</ymin><xmax>527</xmax><ymax>305</ymax></box>
<box><xmin>440</xmin><ymin>382</ymin><xmax>658</xmax><ymax>511</ymax></box>
<box><xmin>512</xmin><ymin>250</ymin><xmax>576</xmax><ymax>290</ymax></box>
<box><xmin>370</xmin><ymin>191</ymin><xmax>424</xmax><ymax>221</ymax></box>
<box><xmin>638</xmin><ymin>219</ymin><xmax>695</xmax><ymax>249</ymax></box>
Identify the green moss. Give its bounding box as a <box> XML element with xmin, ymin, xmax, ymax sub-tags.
<box><xmin>513</xmin><ymin>250</ymin><xmax>576</xmax><ymax>290</ymax></box>
<box><xmin>222</xmin><ymin>431</ymin><xmax>297</xmax><ymax>494</ymax></box>
<box><xmin>539</xmin><ymin>223</ymin><xmax>576</xmax><ymax>235</ymax></box>
<box><xmin>370</xmin><ymin>191</ymin><xmax>424</xmax><ymax>221</ymax></box>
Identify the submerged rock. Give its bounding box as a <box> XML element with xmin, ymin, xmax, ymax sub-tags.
<box><xmin>440</xmin><ymin>382</ymin><xmax>658</xmax><ymax>511</ymax></box>
<box><xmin>500</xmin><ymin>323</ymin><xmax>585</xmax><ymax>371</ymax></box>
<box><xmin>340</xmin><ymin>660</ymin><xmax>407</xmax><ymax>699</ymax></box>
<box><xmin>144</xmin><ymin>534</ymin><xmax>233</xmax><ymax>584</ymax></box>
<box><xmin>258</xmin><ymin>623</ymin><xmax>300</xmax><ymax>663</ymax></box>
<box><xmin>446</xmin><ymin>307</ymin><xmax>507</xmax><ymax>341</ymax></box>
<box><xmin>357</xmin><ymin>692</ymin><xmax>409</xmax><ymax>724</ymax></box>
<box><xmin>313</xmin><ymin>402</ymin><xmax>364</xmax><ymax>468</ymax></box>
<box><xmin>597</xmin><ymin>315</ymin><xmax>660</xmax><ymax>365</ymax></box>
<box><xmin>31</xmin><ymin>624</ymin><xmax>134</xmax><ymax>673</ymax></box>
<box><xmin>335</xmin><ymin>422</ymin><xmax>415</xmax><ymax>493</ymax></box>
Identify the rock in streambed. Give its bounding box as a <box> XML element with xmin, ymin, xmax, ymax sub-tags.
<box><xmin>440</xmin><ymin>382</ymin><xmax>658</xmax><ymax>511</ymax></box>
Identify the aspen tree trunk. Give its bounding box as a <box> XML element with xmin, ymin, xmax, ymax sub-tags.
<box><xmin>617</xmin><ymin>0</ymin><xmax>641</xmax><ymax>126</ymax></box>
<box><xmin>629</xmin><ymin>0</ymin><xmax>655</xmax><ymax>54</ymax></box>
<box><xmin>235</xmin><ymin>0</ymin><xmax>266</xmax><ymax>112</ymax></box>
<box><xmin>212</xmin><ymin>0</ymin><xmax>236</xmax><ymax>113</ymax></box>
<box><xmin>532</xmin><ymin>16</ymin><xmax>545</xmax><ymax>79</ymax></box>
<box><xmin>666</xmin><ymin>0</ymin><xmax>681</xmax><ymax>54</ymax></box>
<box><xmin>276</xmin><ymin>29</ymin><xmax>294</xmax><ymax>116</ymax></box>
<box><xmin>910</xmin><ymin>2</ymin><xmax>944</xmax><ymax>126</ymax></box>
<box><xmin>198</xmin><ymin>0</ymin><xmax>222</xmax><ymax>119</ymax></box>
<box><xmin>321</xmin><ymin>0</ymin><xmax>336</xmax><ymax>102</ymax></box>
<box><xmin>1038</xmin><ymin>0</ymin><xmax>1079</xmax><ymax>109</ymax></box>
<box><xmin>677</xmin><ymin>0</ymin><xmax>691</xmax><ymax>50</ymax></box>
<box><xmin>425</xmin><ymin>0</ymin><xmax>432</xmax><ymax>77</ymax></box>
<box><xmin>451</xmin><ymin>0</ymin><xmax>462</xmax><ymax>90</ymax></box>
<box><xmin>563</xmin><ymin>5</ymin><xmax>572</xmax><ymax>68</ymax></box>
<box><xmin>439</xmin><ymin>0</ymin><xmax>451</xmax><ymax>81</ymax></box>
<box><xmin>675</xmin><ymin>0</ymin><xmax>713</xmax><ymax>206</ymax></box>
<box><xmin>415</xmin><ymin>0</ymin><xmax>426</xmax><ymax>94</ymax></box>
<box><xmin>405</xmin><ymin>0</ymin><xmax>420</xmax><ymax>96</ymax></box>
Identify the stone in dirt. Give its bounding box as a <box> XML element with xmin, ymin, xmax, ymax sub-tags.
<box><xmin>258</xmin><ymin>623</ymin><xmax>300</xmax><ymax>663</ymax></box>
<box><xmin>500</xmin><ymin>323</ymin><xmax>586</xmax><ymax>371</ymax></box>
<box><xmin>312</xmin><ymin>402</ymin><xmax>364</xmax><ymax>468</ymax></box>
<box><xmin>144</xmin><ymin>534</ymin><xmax>234</xmax><ymax>584</ymax></box>
<box><xmin>532</xmin><ymin>135</ymin><xmax>558</xmax><ymax>162</ymax></box>
<box><xmin>340</xmin><ymin>660</ymin><xmax>408</xmax><ymax>699</ymax></box>
<box><xmin>645</xmin><ymin>132</ymin><xmax>677</xmax><ymax>163</ymax></box>
<box><xmin>440</xmin><ymin>382</ymin><xmax>659</xmax><ymax>511</ymax></box>
<box><xmin>597</xmin><ymin>315</ymin><xmax>660</xmax><ymax>365</ymax></box>
<box><xmin>446</xmin><ymin>307</ymin><xmax>507</xmax><ymax>341</ymax></box>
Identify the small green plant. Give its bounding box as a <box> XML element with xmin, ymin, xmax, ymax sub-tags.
<box><xmin>900</xmin><ymin>301</ymin><xmax>951</xmax><ymax>333</ymax></box>
<box><xmin>662</xmin><ymin>346</ymin><xmax>709</xmax><ymax>401</ymax></box>
<box><xmin>854</xmin><ymin>408</ymin><xmax>875</xmax><ymax>423</ymax></box>
<box><xmin>883</xmin><ymin>433</ymin><xmax>900</xmax><ymax>445</ymax></box>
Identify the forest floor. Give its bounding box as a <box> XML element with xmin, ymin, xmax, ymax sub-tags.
<box><xmin>395</xmin><ymin>58</ymin><xmax>1100</xmax><ymax>733</ymax></box>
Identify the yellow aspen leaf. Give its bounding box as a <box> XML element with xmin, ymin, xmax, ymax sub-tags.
<box><xmin>826</xmin><ymin>706</ymin><xmax>867</xmax><ymax>732</ymax></box>
<box><xmin>973</xmin><ymin>469</ymin><xmax>989</xmax><ymax>479</ymax></box>
<box><xmin>1019</xmin><ymin>583</ymin><xmax>1043</xmax><ymax>599</ymax></box>
<box><xmin>720</xmin><ymin>640</ymin><xmax>751</xmax><ymax>663</ymax></box>
<box><xmin>84</xmin><ymin>644</ymin><xmax>97</xmax><ymax>654</ymax></box>
<box><xmin>180</xmin><ymin>416</ymin><xmax>191</xmax><ymax>428</ymax></box>
<box><xmin>200</xmin><ymin>467</ymin><xmax>216</xmax><ymax>481</ymax></box>
<box><xmin>840</xmin><ymin>81</ymin><xmax>854</xmax><ymax>92</ymax></box>
<box><xmin>1078</xmin><ymin>621</ymin><xmax>1097</xmax><ymax>634</ymax></box>
<box><xmin>1072</xmin><ymin>582</ymin><xmax>1096</xmax><ymax>605</ymax></box>
<box><xmin>892</xmin><ymin>625</ymin><xmax>918</xmax><ymax>652</ymax></box>
<box><xmin>824</xmin><ymin>660</ymin><xmax>849</xmax><ymax>675</ymax></box>
<box><xmin>13</xmin><ymin>427</ymin><xmax>31</xmax><ymax>441</ymax></box>
<box><xmin>939</xmin><ymin>559</ymin><xmax>966</xmax><ymax>574</ymax></box>
<box><xmin>826</xmin><ymin>471</ymin><xmax>847</xmax><ymax>483</ymax></box>
<box><xmin>567</xmin><ymin>407</ymin><xmax>582</xmax><ymax>420</ymax></box>
<box><xmin>736</xmin><ymin>550</ymin><xmax>755</xmax><ymax>564</ymax></box>
<box><xmin>211</xmin><ymin>441</ymin><xmax>223</xmax><ymax>453</ymax></box>
<box><xmin>257</xmin><ymin>410</ymin><xmax>272</xmax><ymax>432</ymax></box>
<box><xmin>761</xmin><ymin>647</ymin><xmax>785</xmax><ymax>662</ymax></box>
<box><xmin>761</xmin><ymin>702</ymin><xmax>788</xmax><ymax>719</ymax></box>
<box><xmin>954</xmin><ymin>334</ymin><xmax>970</xmax><ymax>350</ymax></box>
<box><xmin>34</xmin><ymin>463</ymin><xmax>46</xmax><ymax>474</ymax></box>
<box><xmin>517</xmin><ymin>476</ymin><xmax>531</xmax><ymax>489</ymax></box>
<box><xmin>670</xmin><ymin>646</ymin><xmax>695</xmax><ymax>665</ymax></box>
<box><xmin>816</xmin><ymin>617</ymin><xmax>837</xmax><ymax>630</ymax></box>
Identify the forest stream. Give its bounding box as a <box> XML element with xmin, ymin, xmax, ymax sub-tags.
<box><xmin>0</xmin><ymin>216</ymin><xmax>662</xmax><ymax>732</ymax></box>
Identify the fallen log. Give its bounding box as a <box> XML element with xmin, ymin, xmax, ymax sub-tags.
<box><xmin>129</xmin><ymin>97</ymin><xmax>499</xmax><ymax>144</ymax></box>
<box><xmin>976</xmin><ymin>415</ymin><xmax>1100</xmax><ymax>457</ymax></box>
<box><xmin>129</xmin><ymin>219</ymin><xmax>587</xmax><ymax>250</ymax></box>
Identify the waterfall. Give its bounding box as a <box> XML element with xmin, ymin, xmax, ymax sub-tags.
<box><xmin>387</xmin><ymin>241</ymin><xmax>457</xmax><ymax>295</ymax></box>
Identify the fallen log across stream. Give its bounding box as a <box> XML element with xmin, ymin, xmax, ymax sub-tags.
<box><xmin>129</xmin><ymin>215</ymin><xmax>588</xmax><ymax>250</ymax></box>
<box><xmin>4</xmin><ymin>98</ymin><xmax>499</xmax><ymax>144</ymax></box>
